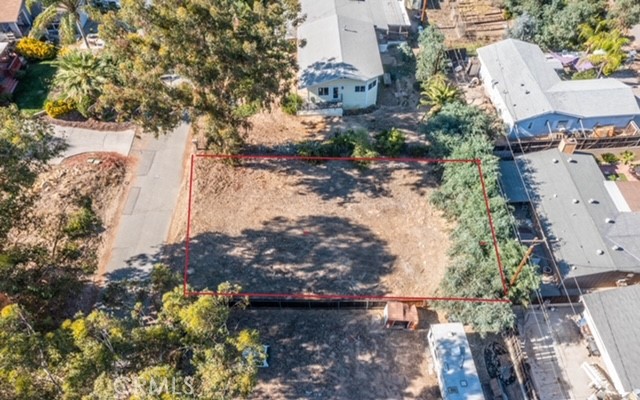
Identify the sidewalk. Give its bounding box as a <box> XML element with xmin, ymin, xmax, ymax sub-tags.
<box><xmin>104</xmin><ymin>123</ymin><xmax>190</xmax><ymax>280</ymax></box>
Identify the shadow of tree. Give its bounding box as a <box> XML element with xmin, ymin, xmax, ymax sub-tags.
<box><xmin>229</xmin><ymin>309</ymin><xmax>442</xmax><ymax>399</ymax></box>
<box><xmin>298</xmin><ymin>59</ymin><xmax>360</xmax><ymax>89</ymax></box>
<box><xmin>233</xmin><ymin>159</ymin><xmax>439</xmax><ymax>205</ymax></box>
<box><xmin>163</xmin><ymin>215</ymin><xmax>397</xmax><ymax>296</ymax></box>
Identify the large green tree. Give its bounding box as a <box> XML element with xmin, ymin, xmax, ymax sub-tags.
<box><xmin>415</xmin><ymin>25</ymin><xmax>447</xmax><ymax>84</ymax></box>
<box><xmin>0</xmin><ymin>281</ymin><xmax>263</xmax><ymax>400</ymax></box>
<box><xmin>97</xmin><ymin>0</ymin><xmax>300</xmax><ymax>153</ymax></box>
<box><xmin>0</xmin><ymin>106</ymin><xmax>60</xmax><ymax>245</ymax></box>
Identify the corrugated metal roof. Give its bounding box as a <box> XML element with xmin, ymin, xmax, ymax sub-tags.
<box><xmin>477</xmin><ymin>39</ymin><xmax>640</xmax><ymax>122</ymax></box>
<box><xmin>582</xmin><ymin>285</ymin><xmax>640</xmax><ymax>393</ymax></box>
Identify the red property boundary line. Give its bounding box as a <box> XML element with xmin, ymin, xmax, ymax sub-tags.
<box><xmin>183</xmin><ymin>154</ymin><xmax>510</xmax><ymax>304</ymax></box>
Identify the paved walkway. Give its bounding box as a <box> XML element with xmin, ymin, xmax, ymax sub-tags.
<box><xmin>51</xmin><ymin>125</ymin><xmax>135</xmax><ymax>164</ymax></box>
<box><xmin>104</xmin><ymin>123</ymin><xmax>190</xmax><ymax>280</ymax></box>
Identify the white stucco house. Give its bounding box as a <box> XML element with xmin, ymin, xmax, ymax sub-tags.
<box><xmin>477</xmin><ymin>39</ymin><xmax>640</xmax><ymax>138</ymax></box>
<box><xmin>296</xmin><ymin>0</ymin><xmax>410</xmax><ymax>115</ymax></box>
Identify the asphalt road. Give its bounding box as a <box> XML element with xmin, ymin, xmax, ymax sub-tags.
<box><xmin>105</xmin><ymin>123</ymin><xmax>190</xmax><ymax>280</ymax></box>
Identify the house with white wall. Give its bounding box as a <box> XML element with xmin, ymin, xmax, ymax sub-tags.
<box><xmin>477</xmin><ymin>39</ymin><xmax>640</xmax><ymax>138</ymax></box>
<box><xmin>296</xmin><ymin>0</ymin><xmax>410</xmax><ymax>115</ymax></box>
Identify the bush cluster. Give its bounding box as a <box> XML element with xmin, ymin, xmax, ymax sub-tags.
<box><xmin>44</xmin><ymin>98</ymin><xmax>76</xmax><ymax>119</ymax></box>
<box><xmin>281</xmin><ymin>93</ymin><xmax>304</xmax><ymax>115</ymax></box>
<box><xmin>298</xmin><ymin>128</ymin><xmax>407</xmax><ymax>160</ymax></box>
<box><xmin>15</xmin><ymin>38</ymin><xmax>56</xmax><ymax>60</ymax></box>
<box><xmin>423</xmin><ymin>102</ymin><xmax>540</xmax><ymax>334</ymax></box>
<box><xmin>64</xmin><ymin>201</ymin><xmax>99</xmax><ymax>238</ymax></box>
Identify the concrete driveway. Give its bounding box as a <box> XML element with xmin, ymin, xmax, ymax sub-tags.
<box><xmin>51</xmin><ymin>125</ymin><xmax>136</xmax><ymax>164</ymax></box>
<box><xmin>104</xmin><ymin>123</ymin><xmax>190</xmax><ymax>280</ymax></box>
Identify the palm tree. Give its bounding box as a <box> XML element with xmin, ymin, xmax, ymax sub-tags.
<box><xmin>54</xmin><ymin>50</ymin><xmax>110</xmax><ymax>114</ymax></box>
<box><xmin>28</xmin><ymin>0</ymin><xmax>90</xmax><ymax>48</ymax></box>
<box><xmin>419</xmin><ymin>74</ymin><xmax>461</xmax><ymax>120</ymax></box>
<box><xmin>579</xmin><ymin>21</ymin><xmax>629</xmax><ymax>77</ymax></box>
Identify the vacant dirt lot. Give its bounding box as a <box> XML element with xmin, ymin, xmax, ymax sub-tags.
<box><xmin>230</xmin><ymin>309</ymin><xmax>442</xmax><ymax>400</ymax></box>
<box><xmin>171</xmin><ymin>158</ymin><xmax>452</xmax><ymax>297</ymax></box>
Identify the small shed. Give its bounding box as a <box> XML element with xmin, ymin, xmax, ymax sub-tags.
<box><xmin>383</xmin><ymin>302</ymin><xmax>419</xmax><ymax>330</ymax></box>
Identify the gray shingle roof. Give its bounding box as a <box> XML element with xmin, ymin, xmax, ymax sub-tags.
<box><xmin>297</xmin><ymin>0</ymin><xmax>390</xmax><ymax>88</ymax></box>
<box><xmin>477</xmin><ymin>39</ymin><xmax>640</xmax><ymax>122</ymax></box>
<box><xmin>508</xmin><ymin>149</ymin><xmax>640</xmax><ymax>278</ymax></box>
<box><xmin>582</xmin><ymin>285</ymin><xmax>640</xmax><ymax>392</ymax></box>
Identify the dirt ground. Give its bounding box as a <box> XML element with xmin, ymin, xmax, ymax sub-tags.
<box><xmin>11</xmin><ymin>152</ymin><xmax>131</xmax><ymax>278</ymax></box>
<box><xmin>9</xmin><ymin>153</ymin><xmax>131</xmax><ymax>310</ymax></box>
<box><xmin>172</xmin><ymin>158</ymin><xmax>452</xmax><ymax>297</ymax></box>
<box><xmin>230</xmin><ymin>309</ymin><xmax>443</xmax><ymax>400</ymax></box>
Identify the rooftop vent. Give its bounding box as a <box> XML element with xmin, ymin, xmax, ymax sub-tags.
<box><xmin>606</xmin><ymin>218</ymin><xmax>615</xmax><ymax>224</ymax></box>
<box><xmin>552</xmin><ymin>158</ymin><xmax>559</xmax><ymax>164</ymax></box>
<box><xmin>589</xmin><ymin>199</ymin><xmax>598</xmax><ymax>204</ymax></box>
<box><xmin>597</xmin><ymin>249</ymin><xmax>605</xmax><ymax>255</ymax></box>
<box><xmin>612</xmin><ymin>245</ymin><xmax>622</xmax><ymax>251</ymax></box>
<box><xmin>568</xmin><ymin>157</ymin><xmax>576</xmax><ymax>163</ymax></box>
<box><xmin>572</xmin><ymin>199</ymin><xmax>580</xmax><ymax>204</ymax></box>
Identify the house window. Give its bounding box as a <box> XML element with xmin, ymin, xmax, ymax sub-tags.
<box><xmin>355</xmin><ymin>85</ymin><xmax>365</xmax><ymax>92</ymax></box>
<box><xmin>318</xmin><ymin>87</ymin><xmax>329</xmax><ymax>96</ymax></box>
<box><xmin>368</xmin><ymin>80</ymin><xmax>377</xmax><ymax>90</ymax></box>
<box><xmin>557</xmin><ymin>120</ymin><xmax>569</xmax><ymax>130</ymax></box>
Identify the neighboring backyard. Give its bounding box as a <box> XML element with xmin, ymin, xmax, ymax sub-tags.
<box><xmin>229</xmin><ymin>309</ymin><xmax>443</xmax><ymax>400</ymax></box>
<box><xmin>172</xmin><ymin>158</ymin><xmax>452</xmax><ymax>297</ymax></box>
<box><xmin>13</xmin><ymin>60</ymin><xmax>57</xmax><ymax>114</ymax></box>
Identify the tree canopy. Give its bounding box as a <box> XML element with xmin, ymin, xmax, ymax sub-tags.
<box><xmin>96</xmin><ymin>0</ymin><xmax>301</xmax><ymax>153</ymax></box>
<box><xmin>415</xmin><ymin>26</ymin><xmax>447</xmax><ymax>84</ymax></box>
<box><xmin>423</xmin><ymin>102</ymin><xmax>540</xmax><ymax>334</ymax></box>
<box><xmin>0</xmin><ymin>281</ymin><xmax>263</xmax><ymax>400</ymax></box>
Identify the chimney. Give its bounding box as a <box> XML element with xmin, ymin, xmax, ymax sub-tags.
<box><xmin>559</xmin><ymin>137</ymin><xmax>577</xmax><ymax>155</ymax></box>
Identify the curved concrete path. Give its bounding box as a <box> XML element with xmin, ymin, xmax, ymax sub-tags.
<box><xmin>51</xmin><ymin>125</ymin><xmax>136</xmax><ymax>164</ymax></box>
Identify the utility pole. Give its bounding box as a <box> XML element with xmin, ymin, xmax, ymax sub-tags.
<box><xmin>509</xmin><ymin>241</ymin><xmax>540</xmax><ymax>288</ymax></box>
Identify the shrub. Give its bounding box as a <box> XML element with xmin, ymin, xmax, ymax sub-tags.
<box><xmin>297</xmin><ymin>129</ymin><xmax>378</xmax><ymax>163</ymax></box>
<box><xmin>572</xmin><ymin>69</ymin><xmax>597</xmax><ymax>80</ymax></box>
<box><xmin>15</xmin><ymin>38</ymin><xmax>56</xmax><ymax>60</ymax></box>
<box><xmin>374</xmin><ymin>128</ymin><xmax>406</xmax><ymax>156</ymax></box>
<box><xmin>619</xmin><ymin>150</ymin><xmax>635</xmax><ymax>165</ymax></box>
<box><xmin>398</xmin><ymin>42</ymin><xmax>415</xmax><ymax>63</ymax></box>
<box><xmin>44</xmin><ymin>98</ymin><xmax>76</xmax><ymax>119</ymax></box>
<box><xmin>64</xmin><ymin>204</ymin><xmax>99</xmax><ymax>238</ymax></box>
<box><xmin>601</xmin><ymin>153</ymin><xmax>619</xmax><ymax>164</ymax></box>
<box><xmin>281</xmin><ymin>93</ymin><xmax>304</xmax><ymax>115</ymax></box>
